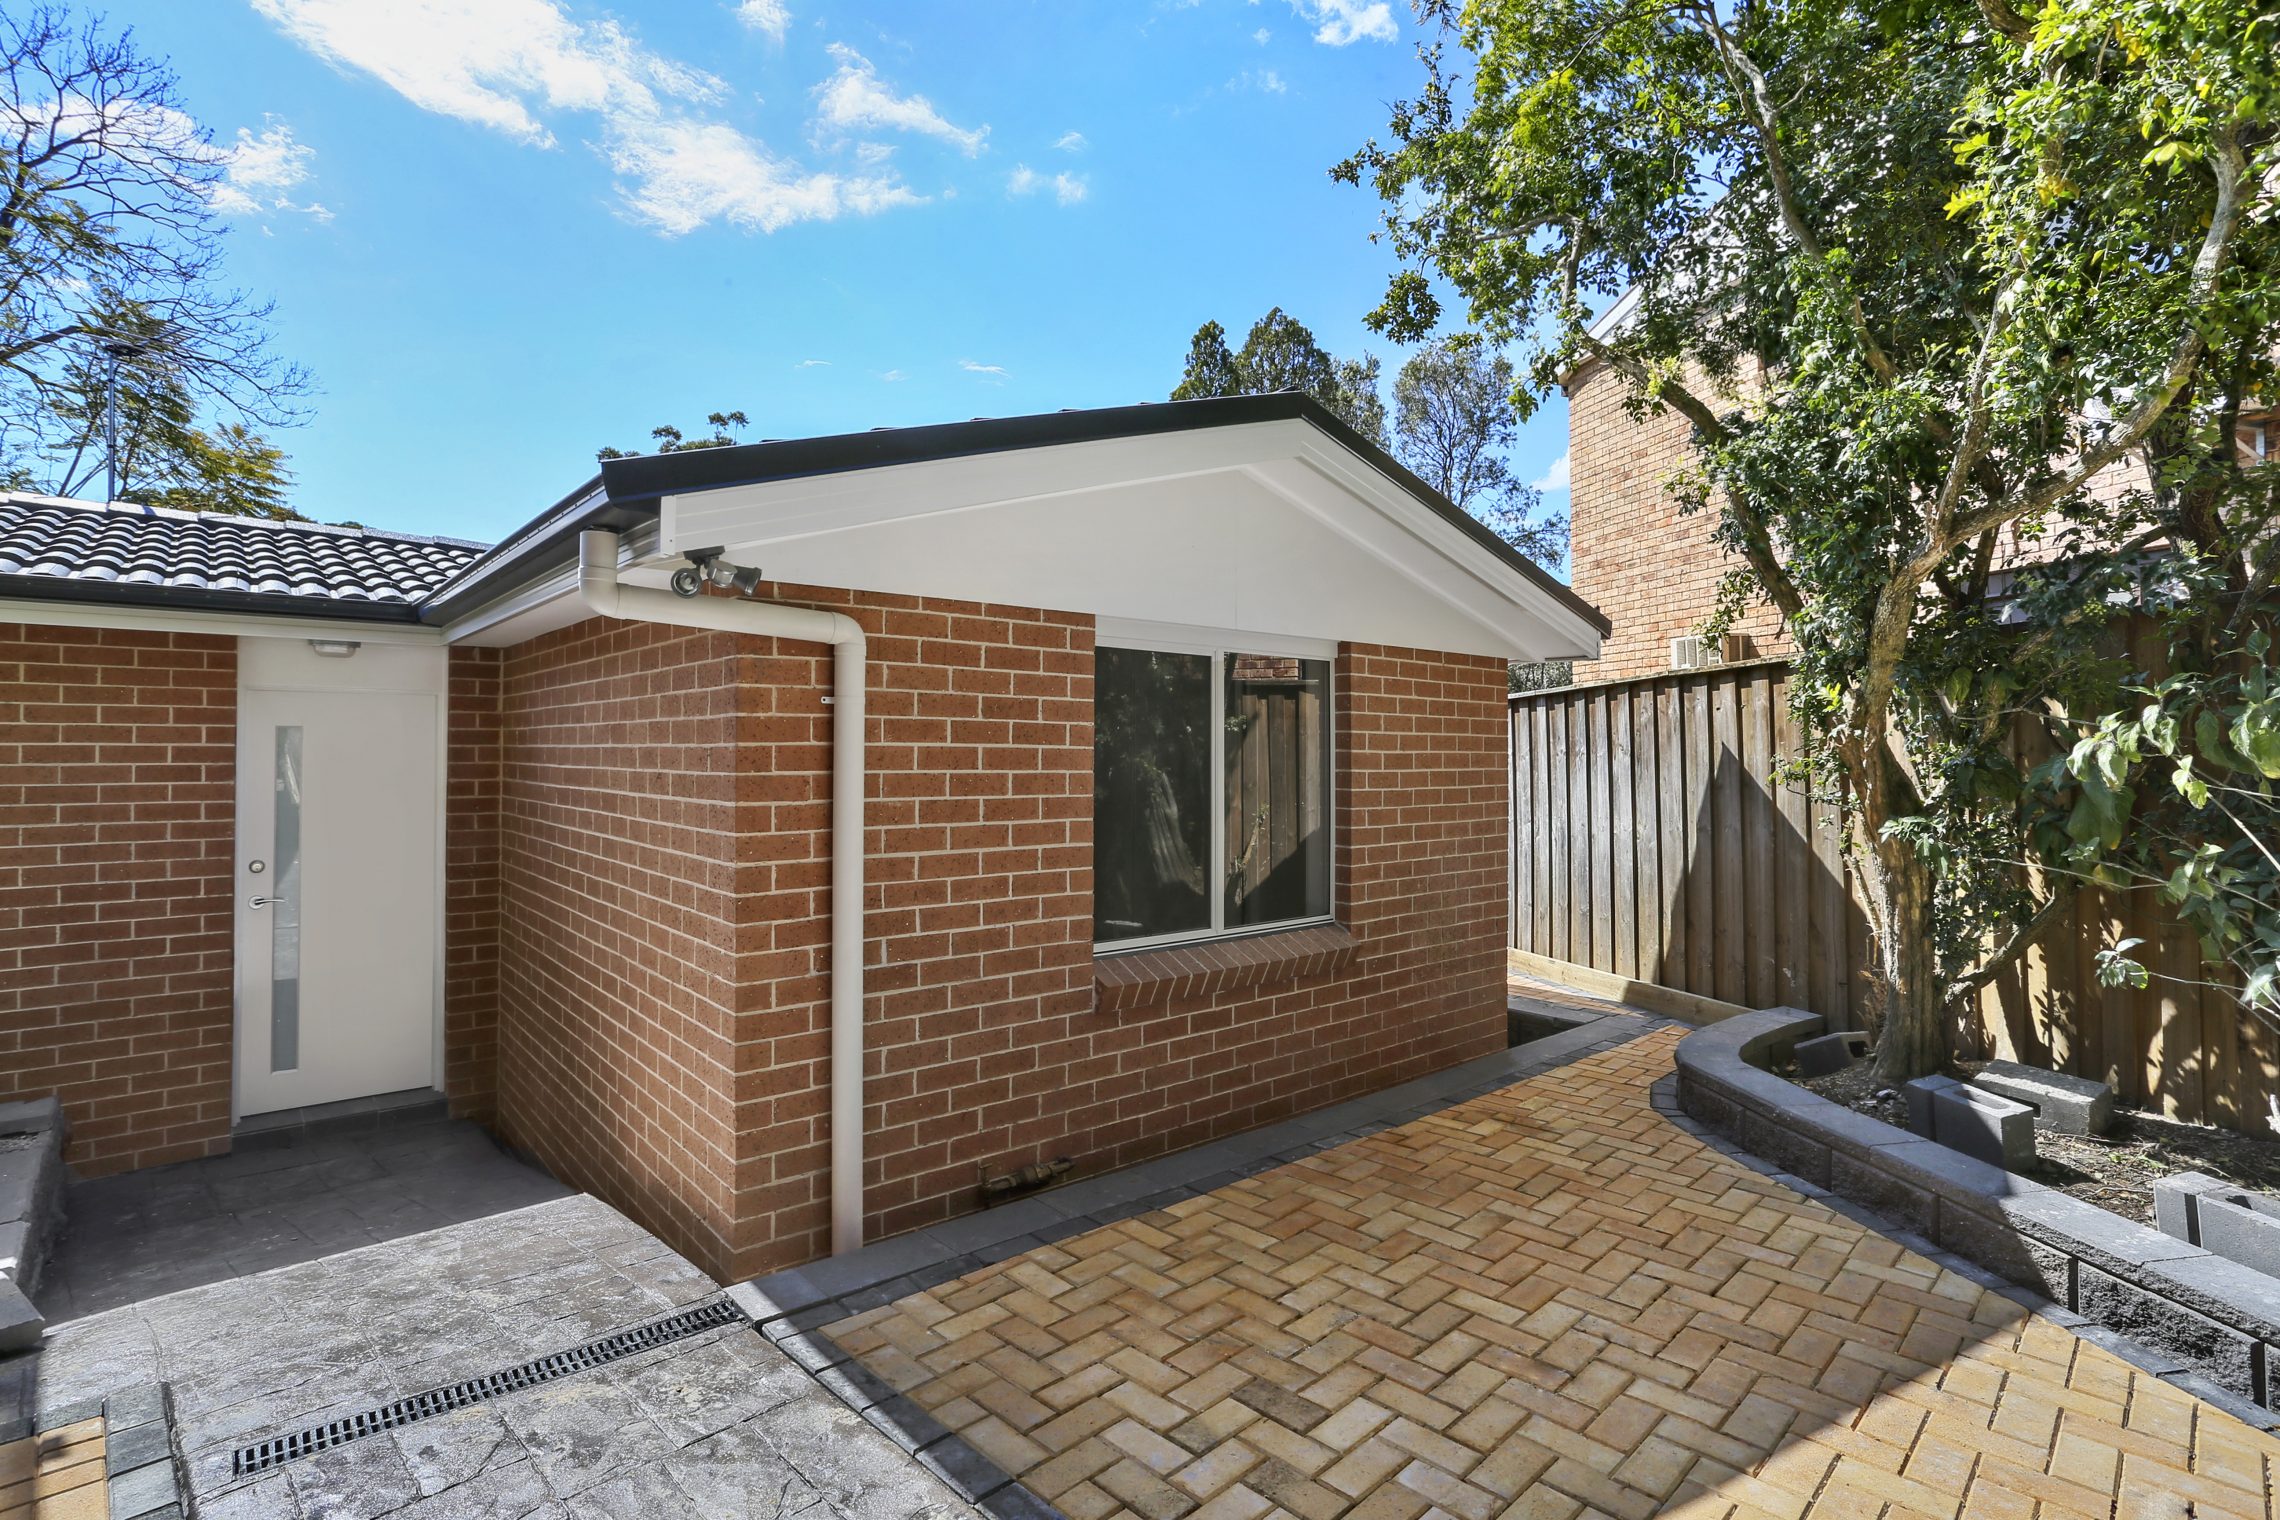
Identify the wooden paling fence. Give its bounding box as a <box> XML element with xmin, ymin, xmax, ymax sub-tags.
<box><xmin>1509</xmin><ymin>660</ymin><xmax>2278</xmax><ymax>1131</ymax></box>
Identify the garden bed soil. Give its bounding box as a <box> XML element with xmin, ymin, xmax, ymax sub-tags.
<box><xmin>1792</xmin><ymin>1057</ymin><xmax>2280</xmax><ymax>1225</ymax></box>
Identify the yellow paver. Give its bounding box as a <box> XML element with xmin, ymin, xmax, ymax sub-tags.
<box><xmin>0</xmin><ymin>1418</ymin><xmax>108</xmax><ymax>1520</ymax></box>
<box><xmin>828</xmin><ymin>1032</ymin><xmax>2278</xmax><ymax>1520</ymax></box>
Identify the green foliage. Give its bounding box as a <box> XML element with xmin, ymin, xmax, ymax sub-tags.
<box><xmin>1392</xmin><ymin>336</ymin><xmax>1567</xmax><ymax>563</ymax></box>
<box><xmin>1341</xmin><ymin>0</ymin><xmax>2280</xmax><ymax>1070</ymax></box>
<box><xmin>1</xmin><ymin>7</ymin><xmax>309</xmax><ymax>511</ymax></box>
<box><xmin>1171</xmin><ymin>307</ymin><xmax>1389</xmax><ymax>446</ymax></box>
<box><xmin>42</xmin><ymin>311</ymin><xmax>296</xmax><ymax>517</ymax></box>
<box><xmin>2057</xmin><ymin>628</ymin><xmax>2280</xmax><ymax>1017</ymax></box>
<box><xmin>1510</xmin><ymin>659</ymin><xmax>1574</xmax><ymax>693</ymax></box>
<box><xmin>597</xmin><ymin>411</ymin><xmax>751</xmax><ymax>461</ymax></box>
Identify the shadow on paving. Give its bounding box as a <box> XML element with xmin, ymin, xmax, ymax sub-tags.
<box><xmin>821</xmin><ymin>1031</ymin><xmax>2280</xmax><ymax>1520</ymax></box>
<box><xmin>34</xmin><ymin>1117</ymin><xmax>573</xmax><ymax>1323</ymax></box>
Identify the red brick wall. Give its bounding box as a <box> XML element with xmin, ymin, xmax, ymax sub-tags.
<box><xmin>444</xmin><ymin>646</ymin><xmax>502</xmax><ymax>1119</ymax></box>
<box><xmin>1566</xmin><ymin>357</ymin><xmax>1792</xmax><ymax>681</ymax></box>
<box><xmin>492</xmin><ymin>617</ymin><xmax>762</xmax><ymax>1276</ymax></box>
<box><xmin>491</xmin><ymin>592</ymin><xmax>1510</xmax><ymax>1280</ymax></box>
<box><xmin>0</xmin><ymin>623</ymin><xmax>236</xmax><ymax>1174</ymax></box>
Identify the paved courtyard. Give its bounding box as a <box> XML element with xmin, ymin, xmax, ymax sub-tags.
<box><xmin>34</xmin><ymin>1195</ymin><xmax>980</xmax><ymax>1520</ymax></box>
<box><xmin>35</xmin><ymin>1111</ymin><xmax>573</xmax><ymax>1323</ymax></box>
<box><xmin>826</xmin><ymin>1030</ymin><xmax>2280</xmax><ymax>1520</ymax></box>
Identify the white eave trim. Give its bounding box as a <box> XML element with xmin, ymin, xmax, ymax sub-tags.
<box><xmin>0</xmin><ymin>595</ymin><xmax>445</xmax><ymax>644</ymax></box>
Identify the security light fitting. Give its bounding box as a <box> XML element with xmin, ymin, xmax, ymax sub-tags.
<box><xmin>670</xmin><ymin>547</ymin><xmax>766</xmax><ymax>599</ymax></box>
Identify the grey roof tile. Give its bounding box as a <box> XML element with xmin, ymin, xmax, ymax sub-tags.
<box><xmin>0</xmin><ymin>495</ymin><xmax>488</xmax><ymax>608</ymax></box>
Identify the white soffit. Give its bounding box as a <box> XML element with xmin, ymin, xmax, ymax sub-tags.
<box><xmin>653</xmin><ymin>419</ymin><xmax>1599</xmax><ymax>661</ymax></box>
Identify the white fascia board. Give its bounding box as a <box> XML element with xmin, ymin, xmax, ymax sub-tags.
<box><xmin>438</xmin><ymin>520</ymin><xmax>661</xmax><ymax>648</ymax></box>
<box><xmin>657</xmin><ymin>423</ymin><xmax>1298</xmax><ymax>558</ymax></box>
<box><xmin>0</xmin><ymin>595</ymin><xmax>444</xmax><ymax>645</ymax></box>
<box><xmin>1257</xmin><ymin>438</ymin><xmax>1602</xmax><ymax>659</ymax></box>
<box><xmin>650</xmin><ymin>416</ymin><xmax>1598</xmax><ymax>662</ymax></box>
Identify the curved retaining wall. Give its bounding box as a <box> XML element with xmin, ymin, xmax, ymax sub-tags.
<box><xmin>1677</xmin><ymin>1008</ymin><xmax>2280</xmax><ymax>1409</ymax></box>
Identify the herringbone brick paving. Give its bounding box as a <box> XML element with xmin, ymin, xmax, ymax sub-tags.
<box><xmin>827</xmin><ymin>1031</ymin><xmax>2280</xmax><ymax>1519</ymax></box>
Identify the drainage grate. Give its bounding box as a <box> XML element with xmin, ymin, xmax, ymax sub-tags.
<box><xmin>231</xmin><ymin>1297</ymin><xmax>744</xmax><ymax>1476</ymax></box>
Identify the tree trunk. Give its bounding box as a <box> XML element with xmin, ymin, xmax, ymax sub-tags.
<box><xmin>1862</xmin><ymin>836</ymin><xmax>1946</xmax><ymax>1083</ymax></box>
<box><xmin>1844</xmin><ymin>736</ymin><xmax>1949</xmax><ymax>1084</ymax></box>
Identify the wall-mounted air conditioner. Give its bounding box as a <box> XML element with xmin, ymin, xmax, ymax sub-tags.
<box><xmin>1670</xmin><ymin>635</ymin><xmax>1709</xmax><ymax>670</ymax></box>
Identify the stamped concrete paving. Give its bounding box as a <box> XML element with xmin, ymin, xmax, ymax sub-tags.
<box><xmin>37</xmin><ymin>1195</ymin><xmax>979</xmax><ymax>1520</ymax></box>
<box><xmin>36</xmin><ymin>1113</ymin><xmax>573</xmax><ymax>1324</ymax></box>
<box><xmin>827</xmin><ymin>1031</ymin><xmax>2280</xmax><ymax>1520</ymax></box>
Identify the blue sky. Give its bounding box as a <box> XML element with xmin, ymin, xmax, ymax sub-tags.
<box><xmin>111</xmin><ymin>0</ymin><xmax>1571</xmax><ymax>548</ymax></box>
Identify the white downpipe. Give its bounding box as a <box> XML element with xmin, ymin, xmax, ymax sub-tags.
<box><xmin>577</xmin><ymin>530</ymin><xmax>870</xmax><ymax>1256</ymax></box>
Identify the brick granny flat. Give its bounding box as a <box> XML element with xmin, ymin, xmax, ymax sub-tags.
<box><xmin>0</xmin><ymin>394</ymin><xmax>1605</xmax><ymax>1281</ymax></box>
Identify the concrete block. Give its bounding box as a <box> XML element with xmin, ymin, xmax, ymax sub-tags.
<box><xmin>2154</xmin><ymin>1171</ymin><xmax>2230</xmax><ymax>1243</ymax></box>
<box><xmin>2078</xmin><ymin>1264</ymin><xmax>2265</xmax><ymax>1403</ymax></box>
<box><xmin>0</xmin><ymin>1098</ymin><xmax>60</xmax><ymax>1137</ymax></box>
<box><xmin>0</xmin><ymin>1222</ymin><xmax>25</xmax><ymax>1282</ymax></box>
<box><xmin>0</xmin><ymin>1278</ymin><xmax>41</xmax><ymax>1355</ymax></box>
<box><xmin>1904</xmin><ymin>1074</ymin><xmax>1962</xmax><ymax>1138</ymax></box>
<box><xmin>1741</xmin><ymin>1108</ymin><xmax>1831</xmax><ymax>1189</ymax></box>
<box><xmin>2196</xmin><ymin>1192</ymin><xmax>2280</xmax><ymax>1281</ymax></box>
<box><xmin>1678</xmin><ymin>1079</ymin><xmax>1742</xmax><ymax>1139</ymax></box>
<box><xmin>1930</xmin><ymin>1082</ymin><xmax>2036</xmax><ymax>1172</ymax></box>
<box><xmin>0</xmin><ymin>1150</ymin><xmax>39</xmax><ymax>1226</ymax></box>
<box><xmin>1971</xmin><ymin>1060</ymin><xmax>2115</xmax><ymax>1136</ymax></box>
<box><xmin>1795</xmin><ymin>1031</ymin><xmax>1869</xmax><ymax>1078</ymax></box>
<box><xmin>1829</xmin><ymin>1152</ymin><xmax>1937</xmax><ymax>1238</ymax></box>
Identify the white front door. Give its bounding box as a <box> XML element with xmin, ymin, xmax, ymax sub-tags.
<box><xmin>234</xmin><ymin>644</ymin><xmax>441</xmax><ymax>1117</ymax></box>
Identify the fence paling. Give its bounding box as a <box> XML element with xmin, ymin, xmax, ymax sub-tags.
<box><xmin>1507</xmin><ymin>661</ymin><xmax>2266</xmax><ymax>1133</ymax></box>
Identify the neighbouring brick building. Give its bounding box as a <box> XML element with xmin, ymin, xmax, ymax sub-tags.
<box><xmin>1564</xmin><ymin>311</ymin><xmax>2280</xmax><ymax>683</ymax></box>
<box><xmin>1564</xmin><ymin>353</ymin><xmax>1794</xmax><ymax>682</ymax></box>
<box><xmin>0</xmin><ymin>393</ymin><xmax>1605</xmax><ymax>1281</ymax></box>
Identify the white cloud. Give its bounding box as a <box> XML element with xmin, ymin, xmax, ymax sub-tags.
<box><xmin>796</xmin><ymin>358</ymin><xmax>831</xmax><ymax>367</ymax></box>
<box><xmin>251</xmin><ymin>0</ymin><xmax>918</xmax><ymax>236</ymax></box>
<box><xmin>734</xmin><ymin>0</ymin><xmax>790</xmax><ymax>40</ymax></box>
<box><xmin>960</xmin><ymin>359</ymin><xmax>1009</xmax><ymax>378</ymax></box>
<box><xmin>1236</xmin><ymin>68</ymin><xmax>1288</xmax><ymax>94</ymax></box>
<box><xmin>1254</xmin><ymin>27</ymin><xmax>1272</xmax><ymax>43</ymax></box>
<box><xmin>880</xmin><ymin>368</ymin><xmax>907</xmax><ymax>382</ymax></box>
<box><xmin>1007</xmin><ymin>163</ymin><xmax>1087</xmax><ymax>204</ymax></box>
<box><xmin>1533</xmin><ymin>450</ymin><xmax>1571</xmax><ymax>492</ymax></box>
<box><xmin>250</xmin><ymin>0</ymin><xmax>708</xmax><ymax>145</ymax></box>
<box><xmin>812</xmin><ymin>44</ymin><xmax>986</xmax><ymax>156</ymax></box>
<box><xmin>1291</xmin><ymin>0</ymin><xmax>1396</xmax><ymax>44</ymax></box>
<box><xmin>1053</xmin><ymin>130</ymin><xmax>1086</xmax><ymax>152</ymax></box>
<box><xmin>611</xmin><ymin>117</ymin><xmax>917</xmax><ymax>235</ymax></box>
<box><xmin>209</xmin><ymin>118</ymin><xmax>329</xmax><ymax>220</ymax></box>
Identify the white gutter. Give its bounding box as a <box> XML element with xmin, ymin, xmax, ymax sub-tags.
<box><xmin>577</xmin><ymin>530</ymin><xmax>871</xmax><ymax>1256</ymax></box>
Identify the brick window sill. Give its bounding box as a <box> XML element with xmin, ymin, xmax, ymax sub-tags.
<box><xmin>1093</xmin><ymin>923</ymin><xmax>1358</xmax><ymax>1014</ymax></box>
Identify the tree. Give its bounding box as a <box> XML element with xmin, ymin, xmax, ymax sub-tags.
<box><xmin>1340</xmin><ymin>0</ymin><xmax>2280</xmax><ymax>1081</ymax></box>
<box><xmin>1171</xmin><ymin>307</ymin><xmax>1388</xmax><ymax>445</ymax></box>
<box><xmin>597</xmin><ymin>410</ymin><xmax>751</xmax><ymax>461</ymax></box>
<box><xmin>38</xmin><ymin>307</ymin><xmax>294</xmax><ymax>516</ymax></box>
<box><xmin>1</xmin><ymin>7</ymin><xmax>307</xmax><ymax>508</ymax></box>
<box><xmin>1392</xmin><ymin>337</ymin><xmax>1566</xmax><ymax>564</ymax></box>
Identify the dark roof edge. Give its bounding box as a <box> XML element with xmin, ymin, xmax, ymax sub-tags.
<box><xmin>0</xmin><ymin>573</ymin><xmax>429</xmax><ymax>624</ymax></box>
<box><xmin>591</xmin><ymin>392</ymin><xmax>1609</xmax><ymax>639</ymax></box>
<box><xmin>416</xmin><ymin>479</ymin><xmax>641</xmax><ymax>626</ymax></box>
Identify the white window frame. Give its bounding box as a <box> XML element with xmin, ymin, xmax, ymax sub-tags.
<box><xmin>1093</xmin><ymin>619</ymin><xmax>1338</xmax><ymax>954</ymax></box>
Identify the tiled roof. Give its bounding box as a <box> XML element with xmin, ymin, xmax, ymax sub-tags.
<box><xmin>0</xmin><ymin>495</ymin><xmax>489</xmax><ymax>608</ymax></box>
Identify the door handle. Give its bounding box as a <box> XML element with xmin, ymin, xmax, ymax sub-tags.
<box><xmin>248</xmin><ymin>896</ymin><xmax>278</xmax><ymax>909</ymax></box>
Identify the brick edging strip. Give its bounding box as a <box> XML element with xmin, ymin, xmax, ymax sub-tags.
<box><xmin>1674</xmin><ymin>1008</ymin><xmax>2280</xmax><ymax>1423</ymax></box>
<box><xmin>726</xmin><ymin>1013</ymin><xmax>1674</xmax><ymax>1519</ymax></box>
<box><xmin>1</xmin><ymin>1380</ymin><xmax>189</xmax><ymax>1519</ymax></box>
